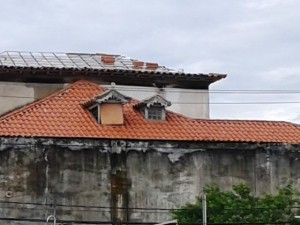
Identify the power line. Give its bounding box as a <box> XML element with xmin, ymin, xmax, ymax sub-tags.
<box><xmin>0</xmin><ymin>200</ymin><xmax>299</xmax><ymax>224</ymax></box>
<box><xmin>0</xmin><ymin>217</ymin><xmax>158</xmax><ymax>224</ymax></box>
<box><xmin>0</xmin><ymin>217</ymin><xmax>292</xmax><ymax>225</ymax></box>
<box><xmin>2</xmin><ymin>199</ymin><xmax>300</xmax><ymax>212</ymax></box>
<box><xmin>0</xmin><ymin>200</ymin><xmax>174</xmax><ymax>211</ymax></box>
<box><xmin>207</xmin><ymin>102</ymin><xmax>300</xmax><ymax>105</ymax></box>
<box><xmin>58</xmin><ymin>87</ymin><xmax>300</xmax><ymax>93</ymax></box>
<box><xmin>1</xmin><ymin>95</ymin><xmax>300</xmax><ymax>105</ymax></box>
<box><xmin>114</xmin><ymin>88</ymin><xmax>300</xmax><ymax>94</ymax></box>
<box><xmin>3</xmin><ymin>85</ymin><xmax>300</xmax><ymax>95</ymax></box>
<box><xmin>167</xmin><ymin>101</ymin><xmax>300</xmax><ymax>105</ymax></box>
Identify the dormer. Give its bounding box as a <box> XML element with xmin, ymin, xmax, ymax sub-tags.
<box><xmin>135</xmin><ymin>95</ymin><xmax>171</xmax><ymax>121</ymax></box>
<box><xmin>86</xmin><ymin>88</ymin><xmax>130</xmax><ymax>125</ymax></box>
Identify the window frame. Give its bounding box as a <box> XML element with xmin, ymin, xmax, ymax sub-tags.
<box><xmin>143</xmin><ymin>104</ymin><xmax>166</xmax><ymax>121</ymax></box>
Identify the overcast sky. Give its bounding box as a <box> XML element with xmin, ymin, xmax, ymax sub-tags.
<box><xmin>1</xmin><ymin>0</ymin><xmax>300</xmax><ymax>123</ymax></box>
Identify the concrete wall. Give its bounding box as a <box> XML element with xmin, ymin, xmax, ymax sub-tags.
<box><xmin>0</xmin><ymin>138</ymin><xmax>299</xmax><ymax>224</ymax></box>
<box><xmin>0</xmin><ymin>81</ymin><xmax>209</xmax><ymax>119</ymax></box>
<box><xmin>0</xmin><ymin>82</ymin><xmax>65</xmax><ymax>116</ymax></box>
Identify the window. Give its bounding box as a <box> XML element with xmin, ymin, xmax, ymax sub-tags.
<box><xmin>143</xmin><ymin>103</ymin><xmax>166</xmax><ymax>121</ymax></box>
<box><xmin>89</xmin><ymin>105</ymin><xmax>99</xmax><ymax>122</ymax></box>
<box><xmin>147</xmin><ymin>106</ymin><xmax>163</xmax><ymax>120</ymax></box>
<box><xmin>100</xmin><ymin>103</ymin><xmax>124</xmax><ymax>125</ymax></box>
<box><xmin>135</xmin><ymin>95</ymin><xmax>171</xmax><ymax>121</ymax></box>
<box><xmin>86</xmin><ymin>88</ymin><xmax>130</xmax><ymax>125</ymax></box>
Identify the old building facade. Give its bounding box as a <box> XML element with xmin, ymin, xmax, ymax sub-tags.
<box><xmin>0</xmin><ymin>80</ymin><xmax>299</xmax><ymax>224</ymax></box>
<box><xmin>0</xmin><ymin>52</ymin><xmax>300</xmax><ymax>224</ymax></box>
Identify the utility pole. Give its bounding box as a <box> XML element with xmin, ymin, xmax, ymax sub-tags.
<box><xmin>46</xmin><ymin>189</ymin><xmax>57</xmax><ymax>225</ymax></box>
<box><xmin>202</xmin><ymin>194</ymin><xmax>207</xmax><ymax>225</ymax></box>
<box><xmin>53</xmin><ymin>191</ymin><xmax>56</xmax><ymax>219</ymax></box>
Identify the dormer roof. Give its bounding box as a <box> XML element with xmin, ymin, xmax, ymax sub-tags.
<box><xmin>84</xmin><ymin>89</ymin><xmax>131</xmax><ymax>107</ymax></box>
<box><xmin>0</xmin><ymin>80</ymin><xmax>299</xmax><ymax>144</ymax></box>
<box><xmin>134</xmin><ymin>95</ymin><xmax>171</xmax><ymax>108</ymax></box>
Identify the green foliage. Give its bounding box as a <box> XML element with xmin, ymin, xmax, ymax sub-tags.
<box><xmin>172</xmin><ymin>184</ymin><xmax>300</xmax><ymax>225</ymax></box>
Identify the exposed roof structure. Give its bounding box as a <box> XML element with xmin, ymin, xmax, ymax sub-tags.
<box><xmin>0</xmin><ymin>51</ymin><xmax>226</xmax><ymax>88</ymax></box>
<box><xmin>0</xmin><ymin>80</ymin><xmax>299</xmax><ymax>144</ymax></box>
<box><xmin>0</xmin><ymin>51</ymin><xmax>172</xmax><ymax>72</ymax></box>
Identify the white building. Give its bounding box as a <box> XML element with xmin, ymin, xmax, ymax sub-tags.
<box><xmin>0</xmin><ymin>51</ymin><xmax>226</xmax><ymax>118</ymax></box>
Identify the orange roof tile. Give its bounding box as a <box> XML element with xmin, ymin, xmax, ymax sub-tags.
<box><xmin>0</xmin><ymin>80</ymin><xmax>300</xmax><ymax>144</ymax></box>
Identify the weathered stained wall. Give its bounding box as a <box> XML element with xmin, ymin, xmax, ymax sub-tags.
<box><xmin>0</xmin><ymin>138</ymin><xmax>299</xmax><ymax>224</ymax></box>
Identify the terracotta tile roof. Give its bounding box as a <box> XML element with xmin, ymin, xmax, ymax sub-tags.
<box><xmin>0</xmin><ymin>80</ymin><xmax>299</xmax><ymax>144</ymax></box>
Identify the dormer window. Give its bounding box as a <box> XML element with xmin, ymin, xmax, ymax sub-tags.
<box><xmin>84</xmin><ymin>87</ymin><xmax>130</xmax><ymax>125</ymax></box>
<box><xmin>147</xmin><ymin>104</ymin><xmax>163</xmax><ymax>120</ymax></box>
<box><xmin>90</xmin><ymin>105</ymin><xmax>99</xmax><ymax>123</ymax></box>
<box><xmin>100</xmin><ymin>103</ymin><xmax>124</xmax><ymax>125</ymax></box>
<box><xmin>135</xmin><ymin>95</ymin><xmax>171</xmax><ymax>121</ymax></box>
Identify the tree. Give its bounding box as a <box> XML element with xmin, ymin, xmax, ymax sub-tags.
<box><xmin>172</xmin><ymin>184</ymin><xmax>300</xmax><ymax>225</ymax></box>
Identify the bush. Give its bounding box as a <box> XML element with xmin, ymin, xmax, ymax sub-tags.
<box><xmin>172</xmin><ymin>184</ymin><xmax>300</xmax><ymax>225</ymax></box>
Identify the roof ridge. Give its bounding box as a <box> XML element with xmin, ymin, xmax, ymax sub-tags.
<box><xmin>194</xmin><ymin>118</ymin><xmax>300</xmax><ymax>126</ymax></box>
<box><xmin>0</xmin><ymin>51</ymin><xmax>160</xmax><ymax>67</ymax></box>
<box><xmin>0</xmin><ymin>51</ymin><xmax>112</xmax><ymax>55</ymax></box>
<box><xmin>3</xmin><ymin>51</ymin><xmax>122</xmax><ymax>59</ymax></box>
<box><xmin>0</xmin><ymin>80</ymin><xmax>101</xmax><ymax>123</ymax></box>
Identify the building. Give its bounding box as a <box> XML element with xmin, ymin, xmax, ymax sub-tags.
<box><xmin>0</xmin><ymin>80</ymin><xmax>300</xmax><ymax>224</ymax></box>
<box><xmin>0</xmin><ymin>51</ymin><xmax>225</xmax><ymax>119</ymax></box>
<box><xmin>0</xmin><ymin>51</ymin><xmax>300</xmax><ymax>224</ymax></box>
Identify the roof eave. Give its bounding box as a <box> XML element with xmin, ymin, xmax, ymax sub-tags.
<box><xmin>0</xmin><ymin>66</ymin><xmax>226</xmax><ymax>89</ymax></box>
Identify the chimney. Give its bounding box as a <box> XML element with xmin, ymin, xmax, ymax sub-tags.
<box><xmin>146</xmin><ymin>62</ymin><xmax>158</xmax><ymax>70</ymax></box>
<box><xmin>101</xmin><ymin>55</ymin><xmax>115</xmax><ymax>64</ymax></box>
<box><xmin>133</xmin><ymin>61</ymin><xmax>144</xmax><ymax>69</ymax></box>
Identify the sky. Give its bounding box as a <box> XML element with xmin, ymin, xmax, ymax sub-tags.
<box><xmin>1</xmin><ymin>0</ymin><xmax>300</xmax><ymax>123</ymax></box>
